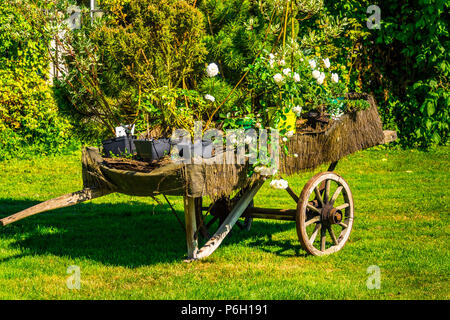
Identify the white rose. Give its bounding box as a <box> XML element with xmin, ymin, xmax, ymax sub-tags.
<box><xmin>269</xmin><ymin>59</ymin><xmax>275</xmax><ymax>68</ymax></box>
<box><xmin>293</xmin><ymin>72</ymin><xmax>300</xmax><ymax>82</ymax></box>
<box><xmin>317</xmin><ymin>72</ymin><xmax>325</xmax><ymax>85</ymax></box>
<box><xmin>282</xmin><ymin>137</ymin><xmax>288</xmax><ymax>142</ymax></box>
<box><xmin>273</xmin><ymin>73</ymin><xmax>284</xmax><ymax>85</ymax></box>
<box><xmin>204</xmin><ymin>94</ymin><xmax>215</xmax><ymax>102</ymax></box>
<box><xmin>282</xmin><ymin>68</ymin><xmax>291</xmax><ymax>76</ymax></box>
<box><xmin>206</xmin><ymin>63</ymin><xmax>219</xmax><ymax>77</ymax></box>
<box><xmin>323</xmin><ymin>58</ymin><xmax>331</xmax><ymax>69</ymax></box>
<box><xmin>293</xmin><ymin>105</ymin><xmax>302</xmax><ymax>116</ymax></box>
<box><xmin>270</xmin><ymin>179</ymin><xmax>288</xmax><ymax>189</ymax></box>
<box><xmin>309</xmin><ymin>59</ymin><xmax>316</xmax><ymax>69</ymax></box>
<box><xmin>331</xmin><ymin>73</ymin><xmax>339</xmax><ymax>83</ymax></box>
<box><xmin>312</xmin><ymin>70</ymin><xmax>321</xmax><ymax>79</ymax></box>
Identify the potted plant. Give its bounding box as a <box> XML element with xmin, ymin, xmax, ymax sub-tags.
<box><xmin>102</xmin><ymin>125</ymin><xmax>136</xmax><ymax>157</ymax></box>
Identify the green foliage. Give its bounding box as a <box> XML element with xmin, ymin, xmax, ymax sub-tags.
<box><xmin>345</xmin><ymin>99</ymin><xmax>370</xmax><ymax>112</ymax></box>
<box><xmin>56</xmin><ymin>0</ymin><xmax>208</xmax><ymax>139</ymax></box>
<box><xmin>324</xmin><ymin>0</ymin><xmax>449</xmax><ymax>149</ymax></box>
<box><xmin>0</xmin><ymin>0</ymin><xmax>74</xmax><ymax>160</ymax></box>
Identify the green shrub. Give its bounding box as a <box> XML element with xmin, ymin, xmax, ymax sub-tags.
<box><xmin>0</xmin><ymin>70</ymin><xmax>73</xmax><ymax>160</ymax></box>
<box><xmin>324</xmin><ymin>0</ymin><xmax>449</xmax><ymax>148</ymax></box>
<box><xmin>55</xmin><ymin>0</ymin><xmax>208</xmax><ymax>139</ymax></box>
<box><xmin>0</xmin><ymin>0</ymin><xmax>75</xmax><ymax>160</ymax></box>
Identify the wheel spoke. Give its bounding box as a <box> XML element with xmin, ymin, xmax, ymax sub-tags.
<box><xmin>324</xmin><ymin>179</ymin><xmax>331</xmax><ymax>203</ymax></box>
<box><xmin>335</xmin><ymin>203</ymin><xmax>349</xmax><ymax>211</ymax></box>
<box><xmin>338</xmin><ymin>221</ymin><xmax>348</xmax><ymax>228</ymax></box>
<box><xmin>328</xmin><ymin>226</ymin><xmax>339</xmax><ymax>245</ymax></box>
<box><xmin>320</xmin><ymin>227</ymin><xmax>326</xmax><ymax>251</ymax></box>
<box><xmin>330</xmin><ymin>186</ymin><xmax>343</xmax><ymax>205</ymax></box>
<box><xmin>309</xmin><ymin>223</ymin><xmax>321</xmax><ymax>243</ymax></box>
<box><xmin>305</xmin><ymin>215</ymin><xmax>320</xmax><ymax>227</ymax></box>
<box><xmin>307</xmin><ymin>204</ymin><xmax>321</xmax><ymax>215</ymax></box>
<box><xmin>314</xmin><ymin>186</ymin><xmax>324</xmax><ymax>207</ymax></box>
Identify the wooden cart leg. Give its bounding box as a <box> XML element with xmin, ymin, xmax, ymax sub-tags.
<box><xmin>195</xmin><ymin>181</ymin><xmax>264</xmax><ymax>260</ymax></box>
<box><xmin>0</xmin><ymin>188</ymin><xmax>111</xmax><ymax>227</ymax></box>
<box><xmin>183</xmin><ymin>196</ymin><xmax>198</xmax><ymax>260</ymax></box>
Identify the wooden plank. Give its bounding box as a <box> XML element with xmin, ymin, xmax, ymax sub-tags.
<box><xmin>183</xmin><ymin>196</ymin><xmax>198</xmax><ymax>259</ymax></box>
<box><xmin>194</xmin><ymin>181</ymin><xmax>264</xmax><ymax>260</ymax></box>
<box><xmin>246</xmin><ymin>207</ymin><xmax>296</xmax><ymax>216</ymax></box>
<box><xmin>248</xmin><ymin>213</ymin><xmax>295</xmax><ymax>221</ymax></box>
<box><xmin>285</xmin><ymin>186</ymin><xmax>299</xmax><ymax>203</ymax></box>
<box><xmin>0</xmin><ymin>188</ymin><xmax>111</xmax><ymax>227</ymax></box>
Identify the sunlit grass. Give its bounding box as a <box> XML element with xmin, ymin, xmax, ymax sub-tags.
<box><xmin>0</xmin><ymin>146</ymin><xmax>448</xmax><ymax>299</ymax></box>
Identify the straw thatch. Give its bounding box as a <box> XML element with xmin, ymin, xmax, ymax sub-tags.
<box><xmin>280</xmin><ymin>93</ymin><xmax>384</xmax><ymax>175</ymax></box>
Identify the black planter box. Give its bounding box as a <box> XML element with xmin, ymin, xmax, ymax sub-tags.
<box><xmin>176</xmin><ymin>140</ymin><xmax>213</xmax><ymax>160</ymax></box>
<box><xmin>102</xmin><ymin>136</ymin><xmax>136</xmax><ymax>157</ymax></box>
<box><xmin>134</xmin><ymin>138</ymin><xmax>171</xmax><ymax>161</ymax></box>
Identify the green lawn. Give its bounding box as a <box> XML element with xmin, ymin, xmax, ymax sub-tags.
<box><xmin>0</xmin><ymin>146</ymin><xmax>448</xmax><ymax>299</ymax></box>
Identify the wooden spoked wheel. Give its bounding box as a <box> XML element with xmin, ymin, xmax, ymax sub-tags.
<box><xmin>296</xmin><ymin>172</ymin><xmax>354</xmax><ymax>256</ymax></box>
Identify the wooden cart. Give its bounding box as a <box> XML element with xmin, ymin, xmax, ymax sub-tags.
<box><xmin>0</xmin><ymin>94</ymin><xmax>397</xmax><ymax>261</ymax></box>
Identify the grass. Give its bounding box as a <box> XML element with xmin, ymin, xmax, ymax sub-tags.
<box><xmin>0</xmin><ymin>146</ymin><xmax>448</xmax><ymax>299</ymax></box>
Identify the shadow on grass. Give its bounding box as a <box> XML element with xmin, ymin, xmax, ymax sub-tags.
<box><xmin>0</xmin><ymin>199</ymin><xmax>300</xmax><ymax>267</ymax></box>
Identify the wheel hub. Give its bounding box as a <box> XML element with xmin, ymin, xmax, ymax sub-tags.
<box><xmin>321</xmin><ymin>204</ymin><xmax>343</xmax><ymax>226</ymax></box>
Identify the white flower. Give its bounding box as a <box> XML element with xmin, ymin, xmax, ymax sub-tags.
<box><xmin>204</xmin><ymin>94</ymin><xmax>215</xmax><ymax>102</ymax></box>
<box><xmin>282</xmin><ymin>137</ymin><xmax>288</xmax><ymax>142</ymax></box>
<box><xmin>278</xmin><ymin>59</ymin><xmax>286</xmax><ymax>66</ymax></box>
<box><xmin>269</xmin><ymin>58</ymin><xmax>275</xmax><ymax>68</ymax></box>
<box><xmin>323</xmin><ymin>58</ymin><xmax>331</xmax><ymax>69</ymax></box>
<box><xmin>269</xmin><ymin>53</ymin><xmax>275</xmax><ymax>60</ymax></box>
<box><xmin>331</xmin><ymin>73</ymin><xmax>339</xmax><ymax>83</ymax></box>
<box><xmin>273</xmin><ymin>73</ymin><xmax>284</xmax><ymax>85</ymax></box>
<box><xmin>312</xmin><ymin>70</ymin><xmax>321</xmax><ymax>79</ymax></box>
<box><xmin>286</xmin><ymin>130</ymin><xmax>294</xmax><ymax>138</ymax></box>
<box><xmin>270</xmin><ymin>179</ymin><xmax>289</xmax><ymax>189</ymax></box>
<box><xmin>293</xmin><ymin>153</ymin><xmax>298</xmax><ymax>158</ymax></box>
<box><xmin>317</xmin><ymin>72</ymin><xmax>326</xmax><ymax>85</ymax></box>
<box><xmin>255</xmin><ymin>122</ymin><xmax>261</xmax><ymax>128</ymax></box>
<box><xmin>282</xmin><ymin>68</ymin><xmax>291</xmax><ymax>76</ymax></box>
<box><xmin>206</xmin><ymin>63</ymin><xmax>219</xmax><ymax>77</ymax></box>
<box><xmin>293</xmin><ymin>72</ymin><xmax>300</xmax><ymax>82</ymax></box>
<box><xmin>293</xmin><ymin>105</ymin><xmax>302</xmax><ymax>116</ymax></box>
<box><xmin>309</xmin><ymin>59</ymin><xmax>317</xmax><ymax>69</ymax></box>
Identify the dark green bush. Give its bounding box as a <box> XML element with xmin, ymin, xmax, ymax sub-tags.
<box><xmin>324</xmin><ymin>0</ymin><xmax>449</xmax><ymax>148</ymax></box>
